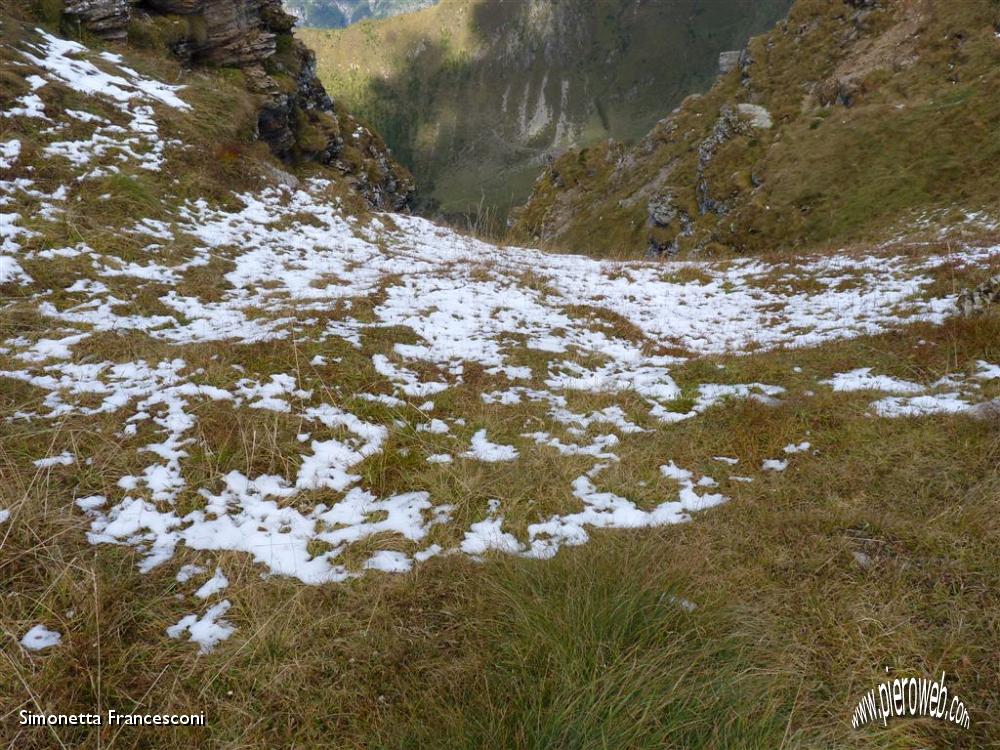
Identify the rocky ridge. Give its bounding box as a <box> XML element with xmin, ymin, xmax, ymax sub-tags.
<box><xmin>62</xmin><ymin>0</ymin><xmax>414</xmax><ymax>209</ymax></box>
<box><xmin>511</xmin><ymin>0</ymin><xmax>1000</xmax><ymax>257</ymax></box>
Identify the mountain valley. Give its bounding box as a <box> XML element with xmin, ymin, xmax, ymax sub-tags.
<box><xmin>1</xmin><ymin>2</ymin><xmax>998</xmax><ymax>748</ymax></box>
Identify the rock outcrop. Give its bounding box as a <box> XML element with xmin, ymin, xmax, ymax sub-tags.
<box><xmin>512</xmin><ymin>0</ymin><xmax>1000</xmax><ymax>258</ymax></box>
<box><xmin>63</xmin><ymin>0</ymin><xmax>135</xmax><ymax>40</ymax></box>
<box><xmin>695</xmin><ymin>104</ymin><xmax>770</xmax><ymax>216</ymax></box>
<box><xmin>957</xmin><ymin>274</ymin><xmax>1000</xmax><ymax>316</ymax></box>
<box><xmin>646</xmin><ymin>190</ymin><xmax>692</xmax><ymax>257</ymax></box>
<box><xmin>717</xmin><ymin>50</ymin><xmax>742</xmax><ymax>75</ymax></box>
<box><xmin>60</xmin><ymin>0</ymin><xmax>414</xmax><ymax>210</ymax></box>
<box><xmin>150</xmin><ymin>0</ymin><xmax>295</xmax><ymax>66</ymax></box>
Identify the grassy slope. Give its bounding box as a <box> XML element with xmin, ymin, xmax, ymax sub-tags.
<box><xmin>5</xmin><ymin>290</ymin><xmax>999</xmax><ymax>749</ymax></box>
<box><xmin>1</xmin><ymin>2</ymin><xmax>405</xmax><ymax>212</ymax></box>
<box><xmin>300</xmin><ymin>0</ymin><xmax>792</xmax><ymax>224</ymax></box>
<box><xmin>511</xmin><ymin>0</ymin><xmax>1000</xmax><ymax>258</ymax></box>
<box><xmin>2</xmin><ymin>5</ymin><xmax>999</xmax><ymax>750</ymax></box>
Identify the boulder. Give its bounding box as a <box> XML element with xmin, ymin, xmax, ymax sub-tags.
<box><xmin>736</xmin><ymin>103</ymin><xmax>773</xmax><ymax>129</ymax></box>
<box><xmin>956</xmin><ymin>274</ymin><xmax>1000</xmax><ymax>316</ymax></box>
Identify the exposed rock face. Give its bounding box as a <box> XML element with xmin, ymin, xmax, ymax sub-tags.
<box><xmin>646</xmin><ymin>190</ymin><xmax>692</xmax><ymax>258</ymax></box>
<box><xmin>640</xmin><ymin>99</ymin><xmax>772</xmax><ymax>256</ymax></box>
<box><xmin>63</xmin><ymin>0</ymin><xmax>135</xmax><ymax>41</ymax></box>
<box><xmin>149</xmin><ymin>0</ymin><xmax>293</xmax><ymax>66</ymax></box>
<box><xmin>957</xmin><ymin>274</ymin><xmax>1000</xmax><ymax>316</ymax></box>
<box><xmin>60</xmin><ymin>0</ymin><xmax>414</xmax><ymax>210</ymax></box>
<box><xmin>717</xmin><ymin>50</ymin><xmax>741</xmax><ymax>75</ymax></box>
<box><xmin>648</xmin><ymin>101</ymin><xmax>773</xmax><ymax>253</ymax></box>
<box><xmin>244</xmin><ymin>35</ymin><xmax>335</xmax><ymax>160</ymax></box>
<box><xmin>695</xmin><ymin>105</ymin><xmax>748</xmax><ymax>216</ymax></box>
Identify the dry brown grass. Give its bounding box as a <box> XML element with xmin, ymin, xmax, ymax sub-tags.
<box><xmin>2</xmin><ymin>307</ymin><xmax>997</xmax><ymax>748</ymax></box>
<box><xmin>2</xmin><ymin>10</ymin><xmax>999</xmax><ymax>748</ymax></box>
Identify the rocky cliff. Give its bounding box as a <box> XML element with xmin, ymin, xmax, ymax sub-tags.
<box><xmin>511</xmin><ymin>0</ymin><xmax>1000</xmax><ymax>257</ymax></box>
<box><xmin>62</xmin><ymin>0</ymin><xmax>414</xmax><ymax>209</ymax></box>
<box><xmin>300</xmin><ymin>0</ymin><xmax>792</xmax><ymax>224</ymax></box>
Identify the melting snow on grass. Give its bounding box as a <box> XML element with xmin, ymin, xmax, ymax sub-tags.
<box><xmin>21</xmin><ymin>625</ymin><xmax>62</xmax><ymax>651</ymax></box>
<box><xmin>462</xmin><ymin>429</ymin><xmax>519</xmax><ymax>462</ymax></box>
<box><xmin>166</xmin><ymin>601</ymin><xmax>234</xmax><ymax>654</ymax></box>
<box><xmin>3</xmin><ymin>27</ymin><xmax>1000</xmax><ymax>653</ymax></box>
<box><xmin>821</xmin><ymin>363</ymin><xmax>998</xmax><ymax>418</ymax></box>
<box><xmin>194</xmin><ymin>568</ymin><xmax>229</xmax><ymax>599</ymax></box>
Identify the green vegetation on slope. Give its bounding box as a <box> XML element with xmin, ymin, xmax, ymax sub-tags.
<box><xmin>300</xmin><ymin>0</ymin><xmax>792</xmax><ymax>226</ymax></box>
<box><xmin>512</xmin><ymin>0</ymin><xmax>1000</xmax><ymax>257</ymax></box>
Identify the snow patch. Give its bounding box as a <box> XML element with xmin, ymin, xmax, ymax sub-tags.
<box><xmin>462</xmin><ymin>429</ymin><xmax>519</xmax><ymax>462</ymax></box>
<box><xmin>166</xmin><ymin>600</ymin><xmax>234</xmax><ymax>654</ymax></box>
<box><xmin>194</xmin><ymin>568</ymin><xmax>229</xmax><ymax>599</ymax></box>
<box><xmin>21</xmin><ymin>625</ymin><xmax>61</xmax><ymax>651</ymax></box>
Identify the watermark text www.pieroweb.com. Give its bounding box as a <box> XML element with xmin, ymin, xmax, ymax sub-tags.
<box><xmin>852</xmin><ymin>671</ymin><xmax>971</xmax><ymax>730</ymax></box>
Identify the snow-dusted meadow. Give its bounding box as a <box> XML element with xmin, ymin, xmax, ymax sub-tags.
<box><xmin>2</xmin><ymin>27</ymin><xmax>998</xmax><ymax>654</ymax></box>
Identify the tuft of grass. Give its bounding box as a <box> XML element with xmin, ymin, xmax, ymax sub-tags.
<box><xmin>375</xmin><ymin>541</ymin><xmax>794</xmax><ymax>749</ymax></box>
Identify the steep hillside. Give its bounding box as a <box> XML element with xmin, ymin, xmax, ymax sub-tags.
<box><xmin>3</xmin><ymin>3</ymin><xmax>1000</xmax><ymax>749</ymax></box>
<box><xmin>300</xmin><ymin>0</ymin><xmax>792</xmax><ymax>223</ymax></box>
<box><xmin>285</xmin><ymin>0</ymin><xmax>437</xmax><ymax>28</ymax></box>
<box><xmin>512</xmin><ymin>0</ymin><xmax>1000</xmax><ymax>257</ymax></box>
<box><xmin>21</xmin><ymin>0</ymin><xmax>415</xmax><ymax>210</ymax></box>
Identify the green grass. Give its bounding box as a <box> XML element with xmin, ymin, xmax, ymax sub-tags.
<box><xmin>375</xmin><ymin>544</ymin><xmax>792</xmax><ymax>749</ymax></box>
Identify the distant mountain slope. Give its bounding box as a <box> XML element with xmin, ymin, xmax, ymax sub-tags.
<box><xmin>300</xmin><ymin>0</ymin><xmax>793</xmax><ymax>223</ymax></box>
<box><xmin>512</xmin><ymin>0</ymin><xmax>1000</xmax><ymax>257</ymax></box>
<box><xmin>284</xmin><ymin>0</ymin><xmax>437</xmax><ymax>28</ymax></box>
